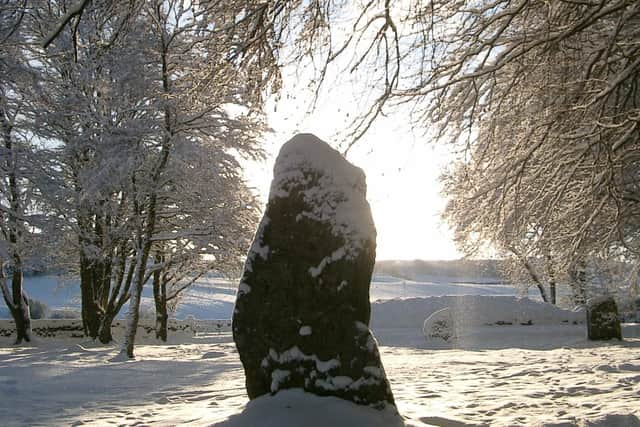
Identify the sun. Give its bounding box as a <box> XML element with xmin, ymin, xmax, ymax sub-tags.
<box><xmin>245</xmin><ymin>112</ymin><xmax>461</xmax><ymax>261</ymax></box>
<box><xmin>347</xmin><ymin>131</ymin><xmax>461</xmax><ymax>261</ymax></box>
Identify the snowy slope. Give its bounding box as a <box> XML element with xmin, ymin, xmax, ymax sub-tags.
<box><xmin>1</xmin><ymin>274</ymin><xmax>239</xmax><ymax>319</ymax></box>
<box><xmin>370</xmin><ymin>275</ymin><xmax>541</xmax><ymax>300</ymax></box>
<box><xmin>3</xmin><ymin>273</ymin><xmax>536</xmax><ymax>319</ymax></box>
<box><xmin>371</xmin><ymin>295</ymin><xmax>583</xmax><ymax>330</ymax></box>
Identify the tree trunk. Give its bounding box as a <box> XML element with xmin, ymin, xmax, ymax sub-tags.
<box><xmin>569</xmin><ymin>261</ymin><xmax>587</xmax><ymax>306</ymax></box>
<box><xmin>154</xmin><ymin>276</ymin><xmax>168</xmax><ymax>341</ymax></box>
<box><xmin>508</xmin><ymin>247</ymin><xmax>549</xmax><ymax>303</ymax></box>
<box><xmin>122</xmin><ymin>203</ymin><xmax>160</xmax><ymax>358</ymax></box>
<box><xmin>155</xmin><ymin>301</ymin><xmax>168</xmax><ymax>342</ymax></box>
<box><xmin>93</xmin><ymin>214</ymin><xmax>113</xmax><ymax>311</ymax></box>
<box><xmin>153</xmin><ymin>251</ymin><xmax>168</xmax><ymax>341</ymax></box>
<box><xmin>545</xmin><ymin>253</ymin><xmax>557</xmax><ymax>305</ymax></box>
<box><xmin>120</xmin><ymin>33</ymin><xmax>172</xmax><ymax>358</ymax></box>
<box><xmin>80</xmin><ymin>254</ymin><xmax>100</xmax><ymax>339</ymax></box>
<box><xmin>98</xmin><ymin>311</ymin><xmax>116</xmax><ymax>344</ymax></box>
<box><xmin>121</xmin><ymin>246</ymin><xmax>141</xmax><ymax>357</ymax></box>
<box><xmin>13</xmin><ymin>293</ymin><xmax>32</xmax><ymax>344</ymax></box>
<box><xmin>77</xmin><ymin>205</ymin><xmax>100</xmax><ymax>339</ymax></box>
<box><xmin>9</xmin><ymin>271</ymin><xmax>31</xmax><ymax>344</ymax></box>
<box><xmin>1</xmin><ymin>106</ymin><xmax>32</xmax><ymax>344</ymax></box>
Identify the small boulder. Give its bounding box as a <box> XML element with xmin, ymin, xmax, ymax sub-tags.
<box><xmin>232</xmin><ymin>134</ymin><xmax>395</xmax><ymax>409</ymax></box>
<box><xmin>423</xmin><ymin>307</ymin><xmax>456</xmax><ymax>341</ymax></box>
<box><xmin>586</xmin><ymin>296</ymin><xmax>622</xmax><ymax>341</ymax></box>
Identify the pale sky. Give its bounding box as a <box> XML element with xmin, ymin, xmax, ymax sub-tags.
<box><xmin>246</xmin><ymin>107</ymin><xmax>461</xmax><ymax>261</ymax></box>
<box><xmin>245</xmin><ymin>65</ymin><xmax>462</xmax><ymax>261</ymax></box>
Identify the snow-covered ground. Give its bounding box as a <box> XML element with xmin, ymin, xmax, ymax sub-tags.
<box><xmin>1</xmin><ymin>322</ymin><xmax>639</xmax><ymax>427</ymax></box>
<box><xmin>4</xmin><ymin>273</ymin><xmax>540</xmax><ymax>320</ymax></box>
<box><xmin>370</xmin><ymin>274</ymin><xmax>541</xmax><ymax>301</ymax></box>
<box><xmin>2</xmin><ymin>278</ymin><xmax>640</xmax><ymax>427</ymax></box>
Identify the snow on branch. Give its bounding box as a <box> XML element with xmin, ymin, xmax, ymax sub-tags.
<box><xmin>41</xmin><ymin>0</ymin><xmax>91</xmax><ymax>49</ymax></box>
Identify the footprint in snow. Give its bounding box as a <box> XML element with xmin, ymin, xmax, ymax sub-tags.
<box><xmin>201</xmin><ymin>351</ymin><xmax>226</xmax><ymax>359</ymax></box>
<box><xmin>618</xmin><ymin>363</ymin><xmax>640</xmax><ymax>371</ymax></box>
<box><xmin>420</xmin><ymin>416</ymin><xmax>476</xmax><ymax>427</ymax></box>
<box><xmin>594</xmin><ymin>364</ymin><xmax>618</xmax><ymax>372</ymax></box>
<box><xmin>186</xmin><ymin>393</ymin><xmax>214</xmax><ymax>402</ymax></box>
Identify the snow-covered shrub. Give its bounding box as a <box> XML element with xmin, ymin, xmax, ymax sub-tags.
<box><xmin>372</xmin><ymin>295</ymin><xmax>584</xmax><ymax>331</ymax></box>
<box><xmin>28</xmin><ymin>298</ymin><xmax>49</xmax><ymax>319</ymax></box>
<box><xmin>423</xmin><ymin>307</ymin><xmax>456</xmax><ymax>341</ymax></box>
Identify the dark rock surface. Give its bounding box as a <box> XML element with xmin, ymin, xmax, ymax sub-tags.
<box><xmin>587</xmin><ymin>296</ymin><xmax>622</xmax><ymax>341</ymax></box>
<box><xmin>232</xmin><ymin>134</ymin><xmax>395</xmax><ymax>409</ymax></box>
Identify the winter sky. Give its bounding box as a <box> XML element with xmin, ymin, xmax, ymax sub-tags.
<box><xmin>246</xmin><ymin>71</ymin><xmax>461</xmax><ymax>261</ymax></box>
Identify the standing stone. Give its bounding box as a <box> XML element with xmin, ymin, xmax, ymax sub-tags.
<box><xmin>587</xmin><ymin>296</ymin><xmax>622</xmax><ymax>341</ymax></box>
<box><xmin>232</xmin><ymin>133</ymin><xmax>395</xmax><ymax>409</ymax></box>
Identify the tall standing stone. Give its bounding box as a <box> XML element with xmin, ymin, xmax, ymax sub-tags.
<box><xmin>587</xmin><ymin>296</ymin><xmax>622</xmax><ymax>341</ymax></box>
<box><xmin>232</xmin><ymin>133</ymin><xmax>395</xmax><ymax>409</ymax></box>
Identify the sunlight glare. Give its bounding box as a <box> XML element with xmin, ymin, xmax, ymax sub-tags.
<box><xmin>245</xmin><ymin>94</ymin><xmax>461</xmax><ymax>261</ymax></box>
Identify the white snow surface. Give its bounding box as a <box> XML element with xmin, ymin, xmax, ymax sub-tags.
<box><xmin>269</xmin><ymin>133</ymin><xmax>375</xmax><ymax>259</ymax></box>
<box><xmin>371</xmin><ymin>295</ymin><xmax>584</xmax><ymax>330</ymax></box>
<box><xmin>1</xmin><ymin>321</ymin><xmax>638</xmax><ymax>426</ymax></box>
<box><xmin>212</xmin><ymin>388</ymin><xmax>404</xmax><ymax>427</ymax></box>
<box><xmin>2</xmin><ymin>274</ymin><xmax>639</xmax><ymax>426</ymax></box>
<box><xmin>239</xmin><ymin>215</ymin><xmax>271</xmax><ymax>293</ymax></box>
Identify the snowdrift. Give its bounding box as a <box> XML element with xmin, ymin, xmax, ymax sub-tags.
<box><xmin>212</xmin><ymin>389</ymin><xmax>404</xmax><ymax>427</ymax></box>
<box><xmin>1</xmin><ymin>296</ymin><xmax>583</xmax><ymax>341</ymax></box>
<box><xmin>370</xmin><ymin>295</ymin><xmax>584</xmax><ymax>330</ymax></box>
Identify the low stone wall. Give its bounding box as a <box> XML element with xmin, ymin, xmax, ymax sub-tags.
<box><xmin>0</xmin><ymin>318</ymin><xmax>232</xmax><ymax>340</ymax></box>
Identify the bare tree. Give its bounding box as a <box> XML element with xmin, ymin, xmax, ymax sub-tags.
<box><xmin>435</xmin><ymin>0</ymin><xmax>639</xmax><ymax>303</ymax></box>
<box><xmin>118</xmin><ymin>0</ymin><xmax>269</xmax><ymax>358</ymax></box>
<box><xmin>25</xmin><ymin>0</ymin><xmax>156</xmax><ymax>342</ymax></box>
<box><xmin>149</xmin><ymin>136</ymin><xmax>260</xmax><ymax>341</ymax></box>
<box><xmin>37</xmin><ymin>0</ymin><xmax>640</xmax><ymax>318</ymax></box>
<box><xmin>26</xmin><ymin>0</ymin><xmax>273</xmax><ymax>355</ymax></box>
<box><xmin>0</xmin><ymin>0</ymin><xmax>53</xmax><ymax>344</ymax></box>
<box><xmin>223</xmin><ymin>0</ymin><xmax>639</xmax><ymax>285</ymax></box>
<box><xmin>0</xmin><ymin>96</ymin><xmax>33</xmax><ymax>343</ymax></box>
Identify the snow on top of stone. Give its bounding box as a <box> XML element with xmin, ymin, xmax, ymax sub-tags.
<box><xmin>239</xmin><ymin>215</ymin><xmax>270</xmax><ymax>294</ymax></box>
<box><xmin>587</xmin><ymin>295</ymin><xmax>615</xmax><ymax>307</ymax></box>
<box><xmin>264</xmin><ymin>346</ymin><xmax>341</xmax><ymax>374</ymax></box>
<box><xmin>270</xmin><ymin>133</ymin><xmax>375</xmax><ymax>259</ymax></box>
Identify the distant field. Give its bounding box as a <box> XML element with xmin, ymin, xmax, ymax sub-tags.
<box><xmin>2</xmin><ymin>272</ymin><xmax>531</xmax><ymax>320</ymax></box>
